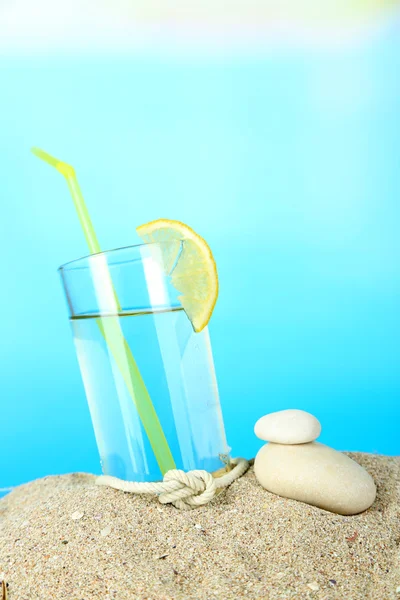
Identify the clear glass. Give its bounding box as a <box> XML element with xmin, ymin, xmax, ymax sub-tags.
<box><xmin>59</xmin><ymin>242</ymin><xmax>230</xmax><ymax>482</ymax></box>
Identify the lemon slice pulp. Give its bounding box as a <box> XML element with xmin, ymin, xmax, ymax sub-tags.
<box><xmin>136</xmin><ymin>219</ymin><xmax>218</xmax><ymax>332</ymax></box>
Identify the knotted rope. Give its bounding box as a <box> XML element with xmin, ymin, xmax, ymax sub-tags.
<box><xmin>96</xmin><ymin>457</ymin><xmax>250</xmax><ymax>510</ymax></box>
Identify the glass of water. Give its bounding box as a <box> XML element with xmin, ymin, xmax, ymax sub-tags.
<box><xmin>59</xmin><ymin>242</ymin><xmax>230</xmax><ymax>482</ymax></box>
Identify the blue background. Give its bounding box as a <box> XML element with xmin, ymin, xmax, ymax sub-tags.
<box><xmin>1</xmin><ymin>23</ymin><xmax>400</xmax><ymax>491</ymax></box>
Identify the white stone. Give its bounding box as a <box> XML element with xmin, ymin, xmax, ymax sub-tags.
<box><xmin>254</xmin><ymin>409</ymin><xmax>321</xmax><ymax>444</ymax></box>
<box><xmin>70</xmin><ymin>511</ymin><xmax>84</xmax><ymax>520</ymax></box>
<box><xmin>307</xmin><ymin>582</ymin><xmax>319</xmax><ymax>591</ymax></box>
<box><xmin>254</xmin><ymin>442</ymin><xmax>376</xmax><ymax>515</ymax></box>
<box><xmin>100</xmin><ymin>525</ymin><xmax>112</xmax><ymax>537</ymax></box>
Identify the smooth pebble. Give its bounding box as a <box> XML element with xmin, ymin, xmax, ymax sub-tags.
<box><xmin>254</xmin><ymin>442</ymin><xmax>376</xmax><ymax>515</ymax></box>
<box><xmin>70</xmin><ymin>511</ymin><xmax>84</xmax><ymax>520</ymax></box>
<box><xmin>307</xmin><ymin>582</ymin><xmax>319</xmax><ymax>591</ymax></box>
<box><xmin>254</xmin><ymin>409</ymin><xmax>321</xmax><ymax>444</ymax></box>
<box><xmin>100</xmin><ymin>525</ymin><xmax>112</xmax><ymax>537</ymax></box>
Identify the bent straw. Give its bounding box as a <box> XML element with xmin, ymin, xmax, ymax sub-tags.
<box><xmin>32</xmin><ymin>147</ymin><xmax>176</xmax><ymax>475</ymax></box>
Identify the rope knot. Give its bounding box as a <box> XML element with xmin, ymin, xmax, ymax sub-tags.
<box><xmin>158</xmin><ymin>469</ymin><xmax>217</xmax><ymax>510</ymax></box>
<box><xmin>96</xmin><ymin>457</ymin><xmax>250</xmax><ymax>511</ymax></box>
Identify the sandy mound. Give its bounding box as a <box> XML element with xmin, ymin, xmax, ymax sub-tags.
<box><xmin>0</xmin><ymin>453</ymin><xmax>399</xmax><ymax>599</ymax></box>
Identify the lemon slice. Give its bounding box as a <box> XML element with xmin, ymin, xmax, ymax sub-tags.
<box><xmin>136</xmin><ymin>219</ymin><xmax>218</xmax><ymax>332</ymax></box>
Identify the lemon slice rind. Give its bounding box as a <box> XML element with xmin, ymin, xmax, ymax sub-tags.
<box><xmin>136</xmin><ymin>219</ymin><xmax>218</xmax><ymax>332</ymax></box>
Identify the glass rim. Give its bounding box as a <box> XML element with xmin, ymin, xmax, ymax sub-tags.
<box><xmin>58</xmin><ymin>240</ymin><xmax>184</xmax><ymax>273</ymax></box>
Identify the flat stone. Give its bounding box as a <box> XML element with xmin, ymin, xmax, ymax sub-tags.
<box><xmin>254</xmin><ymin>442</ymin><xmax>376</xmax><ymax>515</ymax></box>
<box><xmin>254</xmin><ymin>409</ymin><xmax>321</xmax><ymax>444</ymax></box>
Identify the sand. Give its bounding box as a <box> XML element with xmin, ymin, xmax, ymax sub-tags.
<box><xmin>0</xmin><ymin>453</ymin><xmax>399</xmax><ymax>600</ymax></box>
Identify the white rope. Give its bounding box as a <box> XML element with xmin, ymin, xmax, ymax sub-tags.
<box><xmin>96</xmin><ymin>457</ymin><xmax>250</xmax><ymax>510</ymax></box>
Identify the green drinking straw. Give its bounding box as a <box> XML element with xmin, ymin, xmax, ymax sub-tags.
<box><xmin>31</xmin><ymin>147</ymin><xmax>176</xmax><ymax>475</ymax></box>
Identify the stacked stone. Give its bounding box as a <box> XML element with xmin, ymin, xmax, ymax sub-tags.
<box><xmin>254</xmin><ymin>409</ymin><xmax>376</xmax><ymax>515</ymax></box>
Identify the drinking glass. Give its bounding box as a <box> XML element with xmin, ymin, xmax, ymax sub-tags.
<box><xmin>59</xmin><ymin>242</ymin><xmax>230</xmax><ymax>482</ymax></box>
